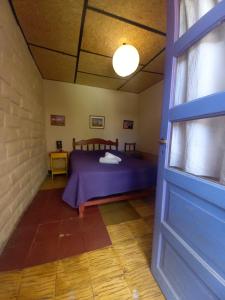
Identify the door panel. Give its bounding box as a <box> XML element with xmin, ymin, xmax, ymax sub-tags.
<box><xmin>152</xmin><ymin>1</ymin><xmax>225</xmax><ymax>299</ymax></box>
<box><xmin>165</xmin><ymin>183</ymin><xmax>225</xmax><ymax>279</ymax></box>
<box><xmin>160</xmin><ymin>239</ymin><xmax>217</xmax><ymax>300</ymax></box>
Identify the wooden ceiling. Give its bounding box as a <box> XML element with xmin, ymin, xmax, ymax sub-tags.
<box><xmin>11</xmin><ymin>0</ymin><xmax>166</xmax><ymax>93</ymax></box>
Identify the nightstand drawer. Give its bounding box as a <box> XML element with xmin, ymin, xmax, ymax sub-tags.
<box><xmin>51</xmin><ymin>152</ymin><xmax>68</xmax><ymax>159</ymax></box>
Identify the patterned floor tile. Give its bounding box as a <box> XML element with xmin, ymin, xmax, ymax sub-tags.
<box><xmin>113</xmin><ymin>239</ymin><xmax>148</xmax><ymax>272</ymax></box>
<box><xmin>125</xmin><ymin>219</ymin><xmax>152</xmax><ymax>238</ymax></box>
<box><xmin>18</xmin><ymin>262</ymin><xmax>57</xmax><ymax>300</ymax></box>
<box><xmin>54</xmin><ymin>287</ymin><xmax>94</xmax><ymax>300</ymax></box>
<box><xmin>0</xmin><ymin>271</ymin><xmax>21</xmax><ymax>300</ymax></box>
<box><xmin>124</xmin><ymin>267</ymin><xmax>165</xmax><ymax>300</ymax></box>
<box><xmin>92</xmin><ymin>275</ymin><xmax>132</xmax><ymax>300</ymax></box>
<box><xmin>107</xmin><ymin>223</ymin><xmax>134</xmax><ymax>244</ymax></box>
<box><xmin>136</xmin><ymin>234</ymin><xmax>153</xmax><ymax>263</ymax></box>
<box><xmin>88</xmin><ymin>247</ymin><xmax>123</xmax><ymax>282</ymax></box>
<box><xmin>100</xmin><ymin>203</ymin><xmax>140</xmax><ymax>225</ymax></box>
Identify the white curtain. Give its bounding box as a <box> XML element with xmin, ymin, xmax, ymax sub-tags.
<box><xmin>170</xmin><ymin>0</ymin><xmax>225</xmax><ymax>184</ymax></box>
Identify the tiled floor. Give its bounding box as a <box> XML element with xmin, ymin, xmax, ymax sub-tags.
<box><xmin>0</xmin><ymin>175</ymin><xmax>165</xmax><ymax>299</ymax></box>
<box><xmin>0</xmin><ymin>188</ymin><xmax>111</xmax><ymax>271</ymax></box>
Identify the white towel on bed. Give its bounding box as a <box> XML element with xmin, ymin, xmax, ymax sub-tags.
<box><xmin>99</xmin><ymin>152</ymin><xmax>122</xmax><ymax>164</ymax></box>
<box><xmin>99</xmin><ymin>157</ymin><xmax>119</xmax><ymax>164</ymax></box>
<box><xmin>105</xmin><ymin>152</ymin><xmax>122</xmax><ymax>162</ymax></box>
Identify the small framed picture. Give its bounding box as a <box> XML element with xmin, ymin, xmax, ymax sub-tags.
<box><xmin>123</xmin><ymin>120</ymin><xmax>134</xmax><ymax>129</ymax></box>
<box><xmin>89</xmin><ymin>115</ymin><xmax>105</xmax><ymax>129</ymax></box>
<box><xmin>51</xmin><ymin>114</ymin><xmax>65</xmax><ymax>126</ymax></box>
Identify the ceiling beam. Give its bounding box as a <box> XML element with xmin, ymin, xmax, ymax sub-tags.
<box><xmin>80</xmin><ymin>48</ymin><xmax>112</xmax><ymax>59</ymax></box>
<box><xmin>87</xmin><ymin>5</ymin><xmax>166</xmax><ymax>36</ymax></box>
<box><xmin>29</xmin><ymin>43</ymin><xmax>77</xmax><ymax>57</ymax></box>
<box><xmin>78</xmin><ymin>70</ymin><xmax>122</xmax><ymax>80</ymax></box>
<box><xmin>73</xmin><ymin>0</ymin><xmax>88</xmax><ymax>83</ymax></box>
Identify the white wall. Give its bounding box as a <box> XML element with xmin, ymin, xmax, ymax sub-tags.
<box><xmin>138</xmin><ymin>81</ymin><xmax>164</xmax><ymax>155</ymax></box>
<box><xmin>44</xmin><ymin>80</ymin><xmax>139</xmax><ymax>152</ymax></box>
<box><xmin>0</xmin><ymin>1</ymin><xmax>47</xmax><ymax>252</ymax></box>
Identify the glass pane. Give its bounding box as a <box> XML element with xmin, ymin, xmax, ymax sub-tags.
<box><xmin>169</xmin><ymin>116</ymin><xmax>225</xmax><ymax>185</ymax></box>
<box><xmin>175</xmin><ymin>22</ymin><xmax>225</xmax><ymax>106</ymax></box>
<box><xmin>179</xmin><ymin>0</ymin><xmax>220</xmax><ymax>37</ymax></box>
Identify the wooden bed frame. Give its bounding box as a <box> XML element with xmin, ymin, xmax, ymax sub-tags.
<box><xmin>72</xmin><ymin>138</ymin><xmax>154</xmax><ymax>217</ymax></box>
<box><xmin>73</xmin><ymin>138</ymin><xmax>118</xmax><ymax>151</ymax></box>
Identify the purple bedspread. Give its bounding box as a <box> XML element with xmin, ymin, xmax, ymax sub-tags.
<box><xmin>62</xmin><ymin>150</ymin><xmax>157</xmax><ymax>208</ymax></box>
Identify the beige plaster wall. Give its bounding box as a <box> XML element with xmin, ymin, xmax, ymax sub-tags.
<box><xmin>0</xmin><ymin>1</ymin><xmax>47</xmax><ymax>252</ymax></box>
<box><xmin>44</xmin><ymin>80</ymin><xmax>139</xmax><ymax>153</ymax></box>
<box><xmin>138</xmin><ymin>81</ymin><xmax>164</xmax><ymax>155</ymax></box>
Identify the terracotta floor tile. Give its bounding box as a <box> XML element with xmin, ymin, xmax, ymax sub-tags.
<box><xmin>35</xmin><ymin>221</ymin><xmax>60</xmax><ymax>242</ymax></box>
<box><xmin>83</xmin><ymin>205</ymin><xmax>99</xmax><ymax>216</ymax></box>
<box><xmin>80</xmin><ymin>212</ymin><xmax>105</xmax><ymax>231</ymax></box>
<box><xmin>84</xmin><ymin>226</ymin><xmax>111</xmax><ymax>252</ymax></box>
<box><xmin>58</xmin><ymin>233</ymin><xmax>86</xmax><ymax>259</ymax></box>
<box><xmin>59</xmin><ymin>218</ymin><xmax>81</xmax><ymax>235</ymax></box>
<box><xmin>18</xmin><ymin>210</ymin><xmax>42</xmax><ymax>228</ymax></box>
<box><xmin>0</xmin><ymin>243</ymin><xmax>29</xmax><ymax>271</ymax></box>
<box><xmin>25</xmin><ymin>236</ymin><xmax>59</xmax><ymax>267</ymax></box>
<box><xmin>6</xmin><ymin>225</ymin><xmax>36</xmax><ymax>249</ymax></box>
<box><xmin>61</xmin><ymin>203</ymin><xmax>78</xmax><ymax>219</ymax></box>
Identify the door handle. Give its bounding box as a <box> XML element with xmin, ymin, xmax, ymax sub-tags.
<box><xmin>159</xmin><ymin>139</ymin><xmax>167</xmax><ymax>145</ymax></box>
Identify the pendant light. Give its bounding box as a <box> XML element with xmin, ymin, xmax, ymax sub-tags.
<box><xmin>112</xmin><ymin>44</ymin><xmax>139</xmax><ymax>77</ymax></box>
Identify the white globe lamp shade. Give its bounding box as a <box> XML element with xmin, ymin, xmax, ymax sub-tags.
<box><xmin>112</xmin><ymin>44</ymin><xmax>139</xmax><ymax>77</ymax></box>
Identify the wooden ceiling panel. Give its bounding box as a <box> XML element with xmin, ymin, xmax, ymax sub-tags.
<box><xmin>78</xmin><ymin>51</ymin><xmax>142</xmax><ymax>79</ymax></box>
<box><xmin>82</xmin><ymin>10</ymin><xmax>166</xmax><ymax>65</ymax></box>
<box><xmin>144</xmin><ymin>51</ymin><xmax>165</xmax><ymax>74</ymax></box>
<box><xmin>30</xmin><ymin>46</ymin><xmax>76</xmax><ymax>83</ymax></box>
<box><xmin>89</xmin><ymin>0</ymin><xmax>166</xmax><ymax>33</ymax></box>
<box><xmin>12</xmin><ymin>0</ymin><xmax>84</xmax><ymax>55</ymax></box>
<box><xmin>77</xmin><ymin>72</ymin><xmax>126</xmax><ymax>90</ymax></box>
<box><xmin>120</xmin><ymin>71</ymin><xmax>163</xmax><ymax>93</ymax></box>
<box><xmin>78</xmin><ymin>51</ymin><xmax>118</xmax><ymax>78</ymax></box>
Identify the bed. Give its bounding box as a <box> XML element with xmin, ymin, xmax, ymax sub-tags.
<box><xmin>62</xmin><ymin>138</ymin><xmax>157</xmax><ymax>217</ymax></box>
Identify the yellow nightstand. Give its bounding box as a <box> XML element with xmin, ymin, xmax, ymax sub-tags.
<box><xmin>50</xmin><ymin>151</ymin><xmax>68</xmax><ymax>180</ymax></box>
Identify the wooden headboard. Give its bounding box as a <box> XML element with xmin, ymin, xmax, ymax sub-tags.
<box><xmin>72</xmin><ymin>138</ymin><xmax>119</xmax><ymax>151</ymax></box>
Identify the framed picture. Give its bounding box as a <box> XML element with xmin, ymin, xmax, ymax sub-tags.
<box><xmin>51</xmin><ymin>114</ymin><xmax>65</xmax><ymax>126</ymax></box>
<box><xmin>89</xmin><ymin>115</ymin><xmax>105</xmax><ymax>129</ymax></box>
<box><xmin>123</xmin><ymin>120</ymin><xmax>134</xmax><ymax>129</ymax></box>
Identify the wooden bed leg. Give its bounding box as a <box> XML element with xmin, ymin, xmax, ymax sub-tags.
<box><xmin>79</xmin><ymin>205</ymin><xmax>85</xmax><ymax>218</ymax></box>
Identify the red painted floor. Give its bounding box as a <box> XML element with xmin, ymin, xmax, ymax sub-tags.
<box><xmin>0</xmin><ymin>189</ymin><xmax>111</xmax><ymax>271</ymax></box>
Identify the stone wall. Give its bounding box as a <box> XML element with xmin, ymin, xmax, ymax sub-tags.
<box><xmin>0</xmin><ymin>1</ymin><xmax>47</xmax><ymax>252</ymax></box>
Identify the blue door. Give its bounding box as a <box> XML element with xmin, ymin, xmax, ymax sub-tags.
<box><xmin>152</xmin><ymin>1</ymin><xmax>225</xmax><ymax>299</ymax></box>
